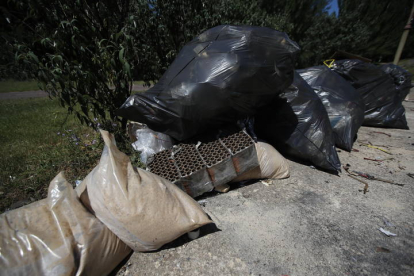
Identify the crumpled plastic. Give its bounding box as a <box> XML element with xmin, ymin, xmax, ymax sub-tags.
<box><xmin>0</xmin><ymin>172</ymin><xmax>132</xmax><ymax>276</ymax></box>
<box><xmin>76</xmin><ymin>130</ymin><xmax>212</xmax><ymax>252</ymax></box>
<box><xmin>380</xmin><ymin>63</ymin><xmax>413</xmax><ymax>100</ymax></box>
<box><xmin>298</xmin><ymin>66</ymin><xmax>364</xmax><ymax>151</ymax></box>
<box><xmin>117</xmin><ymin>25</ymin><xmax>300</xmax><ymax>141</ymax></box>
<box><xmin>232</xmin><ymin>142</ymin><xmax>290</xmax><ymax>181</ymax></box>
<box><xmin>255</xmin><ymin>72</ymin><xmax>341</xmax><ymax>172</ymax></box>
<box><xmin>129</xmin><ymin>122</ymin><xmax>174</xmax><ymax>164</ymax></box>
<box><xmin>332</xmin><ymin>59</ymin><xmax>409</xmax><ymax>129</ymax></box>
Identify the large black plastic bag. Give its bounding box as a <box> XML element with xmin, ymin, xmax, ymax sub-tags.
<box><xmin>332</xmin><ymin>59</ymin><xmax>409</xmax><ymax>129</ymax></box>
<box><xmin>117</xmin><ymin>25</ymin><xmax>300</xmax><ymax>141</ymax></box>
<box><xmin>298</xmin><ymin>66</ymin><xmax>365</xmax><ymax>151</ymax></box>
<box><xmin>255</xmin><ymin>72</ymin><xmax>341</xmax><ymax>172</ymax></box>
<box><xmin>380</xmin><ymin>64</ymin><xmax>412</xmax><ymax>100</ymax></box>
<box><xmin>372</xmin><ymin>64</ymin><xmax>413</xmax><ymax>129</ymax></box>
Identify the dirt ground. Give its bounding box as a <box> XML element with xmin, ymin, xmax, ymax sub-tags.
<box><xmin>116</xmin><ymin>99</ymin><xmax>414</xmax><ymax>276</ymax></box>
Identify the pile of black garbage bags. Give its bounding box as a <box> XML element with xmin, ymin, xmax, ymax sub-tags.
<box><xmin>118</xmin><ymin>25</ymin><xmax>412</xmax><ymax>173</ymax></box>
<box><xmin>4</xmin><ymin>25</ymin><xmax>413</xmax><ymax>276</ymax></box>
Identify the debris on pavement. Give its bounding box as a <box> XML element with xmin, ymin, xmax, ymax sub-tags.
<box><xmin>347</xmin><ymin>174</ymin><xmax>369</xmax><ymax>194</ymax></box>
<box><xmin>187</xmin><ymin>229</ymin><xmax>201</xmax><ymax>240</ymax></box>
<box><xmin>197</xmin><ymin>199</ymin><xmax>208</xmax><ymax>207</ymax></box>
<box><xmin>344</xmin><ymin>164</ymin><xmax>369</xmax><ymax>193</ymax></box>
<box><xmin>344</xmin><ymin>166</ymin><xmax>405</xmax><ymax>187</ymax></box>
<box><xmin>364</xmin><ymin>144</ymin><xmax>392</xmax><ymax>155</ymax></box>
<box><xmin>364</xmin><ymin>157</ymin><xmax>384</xmax><ymax>162</ymax></box>
<box><xmin>379</xmin><ymin>228</ymin><xmax>397</xmax><ymax>237</ymax></box>
<box><xmin>376</xmin><ymin>247</ymin><xmax>391</xmax><ymax>253</ymax></box>
<box><xmin>260</xmin><ymin>180</ymin><xmax>273</xmax><ymax>186</ymax></box>
<box><xmin>214</xmin><ymin>183</ymin><xmax>230</xmax><ymax>193</ymax></box>
<box><xmin>382</xmin><ymin>217</ymin><xmax>395</xmax><ymax>227</ymax></box>
<box><xmin>371</xmin><ymin>131</ymin><xmax>392</xmax><ymax>137</ymax></box>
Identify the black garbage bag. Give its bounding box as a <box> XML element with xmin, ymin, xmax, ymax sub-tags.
<box><xmin>380</xmin><ymin>64</ymin><xmax>413</xmax><ymax>101</ymax></box>
<box><xmin>332</xmin><ymin>59</ymin><xmax>409</xmax><ymax>129</ymax></box>
<box><xmin>255</xmin><ymin>72</ymin><xmax>341</xmax><ymax>172</ymax></box>
<box><xmin>367</xmin><ymin>64</ymin><xmax>413</xmax><ymax>129</ymax></box>
<box><xmin>298</xmin><ymin>66</ymin><xmax>365</xmax><ymax>151</ymax></box>
<box><xmin>117</xmin><ymin>25</ymin><xmax>300</xmax><ymax>141</ymax></box>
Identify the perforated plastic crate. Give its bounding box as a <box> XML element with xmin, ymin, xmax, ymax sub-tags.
<box><xmin>147</xmin><ymin>130</ymin><xmax>258</xmax><ymax>197</ymax></box>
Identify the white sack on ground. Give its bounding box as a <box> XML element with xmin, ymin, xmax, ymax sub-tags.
<box><xmin>78</xmin><ymin>130</ymin><xmax>212</xmax><ymax>252</ymax></box>
<box><xmin>232</xmin><ymin>142</ymin><xmax>290</xmax><ymax>182</ymax></box>
<box><xmin>0</xmin><ymin>172</ymin><xmax>132</xmax><ymax>276</ymax></box>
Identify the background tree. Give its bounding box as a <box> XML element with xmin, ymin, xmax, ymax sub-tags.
<box><xmin>336</xmin><ymin>0</ymin><xmax>414</xmax><ymax>62</ymax></box>
<box><xmin>6</xmin><ymin>0</ymin><xmax>139</xmax><ymax>131</ymax></box>
<box><xmin>1</xmin><ymin>0</ymin><xmax>413</xmax><ymax>134</ymax></box>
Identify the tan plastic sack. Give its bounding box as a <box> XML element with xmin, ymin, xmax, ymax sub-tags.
<box><xmin>77</xmin><ymin>130</ymin><xmax>212</xmax><ymax>252</ymax></box>
<box><xmin>232</xmin><ymin>142</ymin><xmax>290</xmax><ymax>182</ymax></box>
<box><xmin>0</xmin><ymin>172</ymin><xmax>132</xmax><ymax>276</ymax></box>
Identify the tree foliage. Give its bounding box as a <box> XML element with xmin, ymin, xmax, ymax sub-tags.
<box><xmin>1</xmin><ymin>0</ymin><xmax>413</xmax><ymax>131</ymax></box>
<box><xmin>3</xmin><ymin>0</ymin><xmax>142</xmax><ymax>130</ymax></box>
<box><xmin>337</xmin><ymin>0</ymin><xmax>414</xmax><ymax>61</ymax></box>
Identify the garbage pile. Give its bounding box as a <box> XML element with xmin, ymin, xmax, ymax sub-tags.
<box><xmin>1</xmin><ymin>131</ymin><xmax>212</xmax><ymax>275</ymax></box>
<box><xmin>147</xmin><ymin>130</ymin><xmax>260</xmax><ymax>197</ymax></box>
<box><xmin>117</xmin><ymin>25</ymin><xmax>300</xmax><ymax>141</ymax></box>
<box><xmin>298</xmin><ymin>66</ymin><xmax>365</xmax><ymax>151</ymax></box>
<box><xmin>332</xmin><ymin>59</ymin><xmax>412</xmax><ymax>129</ymax></box>
<box><xmin>1</xmin><ymin>25</ymin><xmax>412</xmax><ymax>275</ymax></box>
<box><xmin>254</xmin><ymin>72</ymin><xmax>341</xmax><ymax>171</ymax></box>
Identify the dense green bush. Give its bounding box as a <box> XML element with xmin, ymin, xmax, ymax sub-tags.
<box><xmin>1</xmin><ymin>0</ymin><xmax>413</xmax><ymax>131</ymax></box>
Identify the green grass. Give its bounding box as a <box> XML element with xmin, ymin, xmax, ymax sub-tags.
<box><xmin>133</xmin><ymin>80</ymin><xmax>145</xmax><ymax>85</ymax></box>
<box><xmin>0</xmin><ymin>97</ymin><xmax>102</xmax><ymax>211</ymax></box>
<box><xmin>133</xmin><ymin>80</ymin><xmax>154</xmax><ymax>86</ymax></box>
<box><xmin>0</xmin><ymin>79</ymin><xmax>40</xmax><ymax>93</ymax></box>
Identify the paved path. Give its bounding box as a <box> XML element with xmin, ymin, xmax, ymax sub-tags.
<box><xmin>0</xmin><ymin>85</ymin><xmax>149</xmax><ymax>101</ymax></box>
<box><xmin>0</xmin><ymin>90</ymin><xmax>49</xmax><ymax>100</ymax></box>
<box><xmin>118</xmin><ymin>101</ymin><xmax>414</xmax><ymax>276</ymax></box>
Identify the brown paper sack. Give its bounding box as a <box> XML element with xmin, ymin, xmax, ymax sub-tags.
<box><xmin>77</xmin><ymin>130</ymin><xmax>212</xmax><ymax>252</ymax></box>
<box><xmin>0</xmin><ymin>172</ymin><xmax>132</xmax><ymax>276</ymax></box>
<box><xmin>232</xmin><ymin>142</ymin><xmax>290</xmax><ymax>181</ymax></box>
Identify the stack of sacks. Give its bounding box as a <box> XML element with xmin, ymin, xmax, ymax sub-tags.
<box><xmin>76</xmin><ymin>130</ymin><xmax>212</xmax><ymax>252</ymax></box>
<box><xmin>1</xmin><ymin>130</ymin><xmax>213</xmax><ymax>275</ymax></box>
<box><xmin>0</xmin><ymin>173</ymin><xmax>132</xmax><ymax>276</ymax></box>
